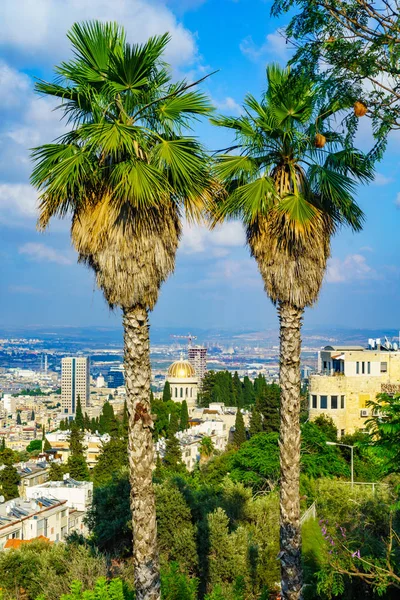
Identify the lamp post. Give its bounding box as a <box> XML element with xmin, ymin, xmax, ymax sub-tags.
<box><xmin>326</xmin><ymin>441</ymin><xmax>354</xmax><ymax>488</ymax></box>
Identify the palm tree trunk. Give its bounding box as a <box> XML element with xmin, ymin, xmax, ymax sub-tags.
<box><xmin>278</xmin><ymin>301</ymin><xmax>303</xmax><ymax>600</ymax></box>
<box><xmin>123</xmin><ymin>305</ymin><xmax>160</xmax><ymax>600</ymax></box>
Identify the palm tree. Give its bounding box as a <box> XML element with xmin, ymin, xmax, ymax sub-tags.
<box><xmin>211</xmin><ymin>65</ymin><xmax>373</xmax><ymax>600</ymax></box>
<box><xmin>30</xmin><ymin>21</ymin><xmax>214</xmax><ymax>600</ymax></box>
<box><xmin>199</xmin><ymin>435</ymin><xmax>214</xmax><ymax>464</ymax></box>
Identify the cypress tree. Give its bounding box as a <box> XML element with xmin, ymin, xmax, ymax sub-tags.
<box><xmin>75</xmin><ymin>395</ymin><xmax>84</xmax><ymax>430</ymax></box>
<box><xmin>162</xmin><ymin>382</ymin><xmax>172</xmax><ymax>403</ymax></box>
<box><xmin>90</xmin><ymin>417</ymin><xmax>97</xmax><ymax>433</ymax></box>
<box><xmin>0</xmin><ymin>438</ymin><xmax>5</xmax><ymax>450</ymax></box>
<box><xmin>122</xmin><ymin>399</ymin><xmax>129</xmax><ymax>432</ymax></box>
<box><xmin>168</xmin><ymin>410</ymin><xmax>179</xmax><ymax>437</ymax></box>
<box><xmin>42</xmin><ymin>424</ymin><xmax>45</xmax><ymax>440</ymax></box>
<box><xmin>256</xmin><ymin>384</ymin><xmax>280</xmax><ymax>433</ymax></box>
<box><xmin>243</xmin><ymin>376</ymin><xmax>255</xmax><ymax>407</ymax></box>
<box><xmin>233</xmin><ymin>372</ymin><xmax>243</xmax><ymax>407</ymax></box>
<box><xmin>67</xmin><ymin>424</ymin><xmax>89</xmax><ymax>480</ymax></box>
<box><xmin>49</xmin><ymin>461</ymin><xmax>64</xmax><ymax>481</ymax></box>
<box><xmin>31</xmin><ymin>410</ymin><xmax>35</xmax><ymax>421</ymax></box>
<box><xmin>43</xmin><ymin>438</ymin><xmax>51</xmax><ymax>452</ymax></box>
<box><xmin>16</xmin><ymin>412</ymin><xmax>22</xmax><ymax>425</ymax></box>
<box><xmin>180</xmin><ymin>400</ymin><xmax>189</xmax><ymax>431</ymax></box>
<box><xmin>233</xmin><ymin>410</ymin><xmax>246</xmax><ymax>447</ymax></box>
<box><xmin>163</xmin><ymin>434</ymin><xmax>184</xmax><ymax>471</ymax></box>
<box><xmin>84</xmin><ymin>412</ymin><xmax>91</xmax><ymax>431</ymax></box>
<box><xmin>0</xmin><ymin>465</ymin><xmax>20</xmax><ymax>500</ymax></box>
<box><xmin>249</xmin><ymin>408</ymin><xmax>263</xmax><ymax>437</ymax></box>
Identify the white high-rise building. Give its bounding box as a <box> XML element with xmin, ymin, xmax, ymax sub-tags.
<box><xmin>188</xmin><ymin>346</ymin><xmax>207</xmax><ymax>384</ymax></box>
<box><xmin>61</xmin><ymin>357</ymin><xmax>90</xmax><ymax>415</ymax></box>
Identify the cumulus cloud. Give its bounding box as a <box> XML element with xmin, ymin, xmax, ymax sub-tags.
<box><xmin>0</xmin><ymin>184</ymin><xmax>38</xmax><ymax>218</ymax></box>
<box><xmin>325</xmin><ymin>253</ymin><xmax>377</xmax><ymax>283</ymax></box>
<box><xmin>180</xmin><ymin>221</ymin><xmax>246</xmax><ymax>256</ymax></box>
<box><xmin>373</xmin><ymin>173</ymin><xmax>394</xmax><ymax>186</ymax></box>
<box><xmin>0</xmin><ymin>0</ymin><xmax>197</xmax><ymax>69</ymax></box>
<box><xmin>240</xmin><ymin>30</ymin><xmax>290</xmax><ymax>62</ymax></box>
<box><xmin>214</xmin><ymin>96</ymin><xmax>242</xmax><ymax>115</ymax></box>
<box><xmin>19</xmin><ymin>243</ymin><xmax>73</xmax><ymax>265</ymax></box>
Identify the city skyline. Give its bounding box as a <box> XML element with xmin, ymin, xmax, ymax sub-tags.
<box><xmin>1</xmin><ymin>0</ymin><xmax>400</xmax><ymax>331</ymax></box>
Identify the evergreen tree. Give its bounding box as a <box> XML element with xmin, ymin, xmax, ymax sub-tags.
<box><xmin>16</xmin><ymin>412</ymin><xmax>21</xmax><ymax>425</ymax></box>
<box><xmin>49</xmin><ymin>461</ymin><xmax>64</xmax><ymax>481</ymax></box>
<box><xmin>99</xmin><ymin>401</ymin><xmax>119</xmax><ymax>436</ymax></box>
<box><xmin>163</xmin><ymin>435</ymin><xmax>184</xmax><ymax>471</ymax></box>
<box><xmin>256</xmin><ymin>384</ymin><xmax>280</xmax><ymax>433</ymax></box>
<box><xmin>233</xmin><ymin>410</ymin><xmax>246</xmax><ymax>447</ymax></box>
<box><xmin>90</xmin><ymin>417</ymin><xmax>97</xmax><ymax>433</ymax></box>
<box><xmin>43</xmin><ymin>438</ymin><xmax>51</xmax><ymax>452</ymax></box>
<box><xmin>180</xmin><ymin>400</ymin><xmax>189</xmax><ymax>432</ymax></box>
<box><xmin>30</xmin><ymin>410</ymin><xmax>35</xmax><ymax>421</ymax></box>
<box><xmin>122</xmin><ymin>399</ymin><xmax>129</xmax><ymax>433</ymax></box>
<box><xmin>42</xmin><ymin>424</ymin><xmax>45</xmax><ymax>440</ymax></box>
<box><xmin>249</xmin><ymin>408</ymin><xmax>263</xmax><ymax>437</ymax></box>
<box><xmin>162</xmin><ymin>381</ymin><xmax>172</xmax><ymax>403</ymax></box>
<box><xmin>243</xmin><ymin>376</ymin><xmax>255</xmax><ymax>407</ymax></box>
<box><xmin>254</xmin><ymin>374</ymin><xmax>267</xmax><ymax>401</ymax></box>
<box><xmin>0</xmin><ymin>465</ymin><xmax>20</xmax><ymax>500</ymax></box>
<box><xmin>233</xmin><ymin>372</ymin><xmax>243</xmax><ymax>407</ymax></box>
<box><xmin>0</xmin><ymin>438</ymin><xmax>5</xmax><ymax>451</ymax></box>
<box><xmin>84</xmin><ymin>412</ymin><xmax>91</xmax><ymax>431</ymax></box>
<box><xmin>67</xmin><ymin>424</ymin><xmax>89</xmax><ymax>480</ymax></box>
<box><xmin>168</xmin><ymin>410</ymin><xmax>179</xmax><ymax>438</ymax></box>
<box><xmin>75</xmin><ymin>395</ymin><xmax>84</xmax><ymax>430</ymax></box>
<box><xmin>92</xmin><ymin>436</ymin><xmax>128</xmax><ymax>487</ymax></box>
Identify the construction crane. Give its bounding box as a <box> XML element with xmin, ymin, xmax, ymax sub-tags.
<box><xmin>170</xmin><ymin>333</ymin><xmax>197</xmax><ymax>347</ymax></box>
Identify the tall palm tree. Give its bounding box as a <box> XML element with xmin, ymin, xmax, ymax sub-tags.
<box><xmin>211</xmin><ymin>65</ymin><xmax>373</xmax><ymax>600</ymax></box>
<box><xmin>30</xmin><ymin>21</ymin><xmax>214</xmax><ymax>600</ymax></box>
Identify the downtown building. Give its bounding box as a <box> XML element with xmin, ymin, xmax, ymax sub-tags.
<box><xmin>61</xmin><ymin>357</ymin><xmax>90</xmax><ymax>415</ymax></box>
<box><xmin>188</xmin><ymin>346</ymin><xmax>207</xmax><ymax>384</ymax></box>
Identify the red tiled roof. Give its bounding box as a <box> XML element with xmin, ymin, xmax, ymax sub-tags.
<box><xmin>4</xmin><ymin>535</ymin><xmax>51</xmax><ymax>549</ymax></box>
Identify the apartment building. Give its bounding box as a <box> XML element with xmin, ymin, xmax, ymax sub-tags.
<box><xmin>188</xmin><ymin>346</ymin><xmax>207</xmax><ymax>384</ymax></box>
<box><xmin>61</xmin><ymin>357</ymin><xmax>90</xmax><ymax>415</ymax></box>
<box><xmin>309</xmin><ymin>340</ymin><xmax>400</xmax><ymax>436</ymax></box>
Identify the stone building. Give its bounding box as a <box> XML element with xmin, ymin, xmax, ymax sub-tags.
<box><xmin>309</xmin><ymin>342</ymin><xmax>400</xmax><ymax>436</ymax></box>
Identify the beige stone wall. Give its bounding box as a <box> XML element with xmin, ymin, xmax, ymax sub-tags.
<box><xmin>310</xmin><ymin>350</ymin><xmax>400</xmax><ymax>435</ymax></box>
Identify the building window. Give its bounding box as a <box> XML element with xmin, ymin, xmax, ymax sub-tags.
<box><xmin>341</xmin><ymin>395</ymin><xmax>345</xmax><ymax>409</ymax></box>
<box><xmin>356</xmin><ymin>362</ymin><xmax>360</xmax><ymax>374</ymax></box>
<box><xmin>341</xmin><ymin>429</ymin><xmax>345</xmax><ymax>437</ymax></box>
<box><xmin>381</xmin><ymin>362</ymin><xmax>388</xmax><ymax>373</ymax></box>
<box><xmin>367</xmin><ymin>362</ymin><xmax>371</xmax><ymax>374</ymax></box>
<box><xmin>320</xmin><ymin>395</ymin><xmax>328</xmax><ymax>409</ymax></box>
<box><xmin>362</xmin><ymin>362</ymin><xmax>365</xmax><ymax>374</ymax></box>
<box><xmin>312</xmin><ymin>395</ymin><xmax>317</xmax><ymax>409</ymax></box>
<box><xmin>186</xmin><ymin>387</ymin><xmax>188</xmax><ymax>397</ymax></box>
<box><xmin>180</xmin><ymin>388</ymin><xmax>183</xmax><ymax>398</ymax></box>
<box><xmin>175</xmin><ymin>388</ymin><xmax>177</xmax><ymax>398</ymax></box>
<box><xmin>323</xmin><ymin>361</ymin><xmax>327</xmax><ymax>370</ymax></box>
<box><xmin>331</xmin><ymin>395</ymin><xmax>338</xmax><ymax>409</ymax></box>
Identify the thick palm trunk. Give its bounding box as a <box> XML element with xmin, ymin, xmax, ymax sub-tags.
<box><xmin>278</xmin><ymin>301</ymin><xmax>303</xmax><ymax>600</ymax></box>
<box><xmin>123</xmin><ymin>305</ymin><xmax>160</xmax><ymax>600</ymax></box>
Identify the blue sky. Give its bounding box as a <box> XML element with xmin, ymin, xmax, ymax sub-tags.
<box><xmin>0</xmin><ymin>0</ymin><xmax>399</xmax><ymax>332</ymax></box>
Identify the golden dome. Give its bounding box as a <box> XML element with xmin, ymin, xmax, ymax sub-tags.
<box><xmin>168</xmin><ymin>359</ymin><xmax>196</xmax><ymax>379</ymax></box>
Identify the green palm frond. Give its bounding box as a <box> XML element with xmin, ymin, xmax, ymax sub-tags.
<box><xmin>219</xmin><ymin>176</ymin><xmax>277</xmax><ymax>223</ymax></box>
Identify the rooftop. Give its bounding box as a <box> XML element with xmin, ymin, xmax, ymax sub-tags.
<box><xmin>0</xmin><ymin>496</ymin><xmax>65</xmax><ymax>527</ymax></box>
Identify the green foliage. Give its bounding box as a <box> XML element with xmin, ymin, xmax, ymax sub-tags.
<box><xmin>249</xmin><ymin>408</ymin><xmax>263</xmax><ymax>437</ymax></box>
<box><xmin>313</xmin><ymin>414</ymin><xmax>338</xmax><ymax>441</ymax></box>
<box><xmin>155</xmin><ymin>482</ymin><xmax>198</xmax><ymax>573</ymax></box>
<box><xmin>161</xmin><ymin>563</ymin><xmax>198</xmax><ymax>600</ymax></box>
<box><xmin>255</xmin><ymin>383</ymin><xmax>280</xmax><ymax>433</ymax></box>
<box><xmin>151</xmin><ymin>398</ymin><xmax>180</xmax><ymax>441</ymax></box>
<box><xmin>0</xmin><ymin>464</ymin><xmax>20</xmax><ymax>500</ymax></box>
<box><xmin>86</xmin><ymin>475</ymin><xmax>132</xmax><ymax>555</ymax></box>
<box><xmin>0</xmin><ymin>541</ymin><xmax>107</xmax><ymax>600</ymax></box>
<box><xmin>180</xmin><ymin>400</ymin><xmax>189</xmax><ymax>432</ymax></box>
<box><xmin>59</xmin><ymin>578</ymin><xmax>131</xmax><ymax>600</ymax></box>
<box><xmin>68</xmin><ymin>426</ymin><xmax>89</xmax><ymax>480</ymax></box>
<box><xmin>44</xmin><ymin>438</ymin><xmax>52</xmax><ymax>452</ymax></box>
<box><xmin>199</xmin><ymin>436</ymin><xmax>215</xmax><ymax>459</ymax></box>
<box><xmin>0</xmin><ymin>448</ymin><xmax>19</xmax><ymax>466</ymax></box>
<box><xmin>199</xmin><ymin>371</ymin><xmax>264</xmax><ymax>408</ymax></box>
<box><xmin>31</xmin><ymin>410</ymin><xmax>35</xmax><ymax>421</ymax></box>
<box><xmin>164</xmin><ymin>435</ymin><xmax>185</xmax><ymax>472</ymax></box>
<box><xmin>229</xmin><ymin>433</ymin><xmax>280</xmax><ymax>488</ymax></box>
<box><xmin>233</xmin><ymin>411</ymin><xmax>246</xmax><ymax>448</ymax></box>
<box><xmin>26</xmin><ymin>439</ymin><xmax>42</xmax><ymax>453</ymax></box>
<box><xmin>98</xmin><ymin>401</ymin><xmax>119</xmax><ymax>436</ymax></box>
<box><xmin>366</xmin><ymin>394</ymin><xmax>400</xmax><ymax>474</ymax></box>
<box><xmin>92</xmin><ymin>436</ymin><xmax>128</xmax><ymax>488</ymax></box>
<box><xmin>163</xmin><ymin>382</ymin><xmax>172</xmax><ymax>403</ymax></box>
<box><xmin>49</xmin><ymin>461</ymin><xmax>65</xmax><ymax>481</ymax></box>
<box><xmin>16</xmin><ymin>411</ymin><xmax>22</xmax><ymax>425</ymax></box>
<box><xmin>75</xmin><ymin>396</ymin><xmax>84</xmax><ymax>431</ymax></box>
<box><xmin>272</xmin><ymin>0</ymin><xmax>400</xmax><ymax>140</ymax></box>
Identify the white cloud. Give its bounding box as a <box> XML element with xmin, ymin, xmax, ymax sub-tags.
<box><xmin>373</xmin><ymin>173</ymin><xmax>394</xmax><ymax>186</ymax></box>
<box><xmin>19</xmin><ymin>243</ymin><xmax>73</xmax><ymax>265</ymax></box>
<box><xmin>214</xmin><ymin>96</ymin><xmax>242</xmax><ymax>115</ymax></box>
<box><xmin>240</xmin><ymin>30</ymin><xmax>290</xmax><ymax>62</ymax></box>
<box><xmin>0</xmin><ymin>62</ymin><xmax>30</xmax><ymax>108</ymax></box>
<box><xmin>180</xmin><ymin>221</ymin><xmax>246</xmax><ymax>256</ymax></box>
<box><xmin>0</xmin><ymin>184</ymin><xmax>38</xmax><ymax>218</ymax></box>
<box><xmin>0</xmin><ymin>0</ymin><xmax>197</xmax><ymax>69</ymax></box>
<box><xmin>325</xmin><ymin>253</ymin><xmax>377</xmax><ymax>283</ymax></box>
